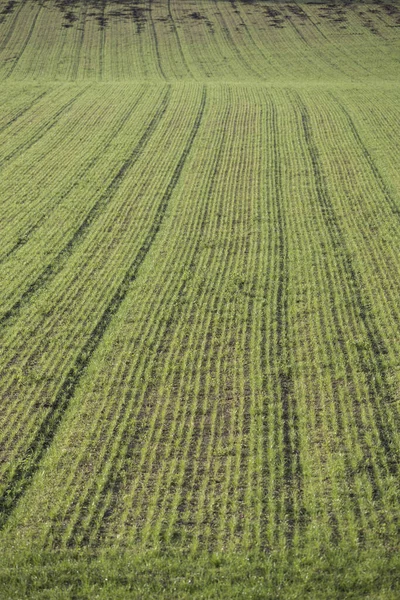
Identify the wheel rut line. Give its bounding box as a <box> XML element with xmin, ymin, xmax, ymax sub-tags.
<box><xmin>6</xmin><ymin>3</ymin><xmax>42</xmax><ymax>79</ymax></box>
<box><xmin>227</xmin><ymin>0</ymin><xmax>267</xmax><ymax>75</ymax></box>
<box><xmin>0</xmin><ymin>88</ymin><xmax>49</xmax><ymax>136</ymax></box>
<box><xmin>0</xmin><ymin>0</ymin><xmax>27</xmax><ymax>53</ymax></box>
<box><xmin>260</xmin><ymin>94</ymin><xmax>303</xmax><ymax>548</ymax></box>
<box><xmin>167</xmin><ymin>0</ymin><xmax>192</xmax><ymax>77</ymax></box>
<box><xmin>61</xmin><ymin>87</ymin><xmax>208</xmax><ymax>547</ymax></box>
<box><xmin>297</xmin><ymin>95</ymin><xmax>400</xmax><ymax>476</ymax></box>
<box><xmin>292</xmin><ymin>1</ymin><xmax>327</xmax><ymax>38</ymax></box>
<box><xmin>158</xmin><ymin>103</ymin><xmax>233</xmax><ymax>537</ymax></box>
<box><xmin>296</xmin><ymin>100</ymin><xmax>393</xmax><ymax>540</ymax></box>
<box><xmin>98</xmin><ymin>0</ymin><xmax>106</xmax><ymax>81</ymax></box>
<box><xmin>137</xmin><ymin>158</ymin><xmax>232</xmax><ymax>546</ymax></box>
<box><xmin>0</xmin><ymin>86</ymin><xmax>88</xmax><ymax>171</ymax></box>
<box><xmin>0</xmin><ymin>85</ymin><xmax>206</xmax><ymax>532</ymax></box>
<box><xmin>212</xmin><ymin>0</ymin><xmax>259</xmax><ymax>79</ymax></box>
<box><xmin>0</xmin><ymin>87</ymin><xmax>148</xmax><ymax>266</ymax></box>
<box><xmin>329</xmin><ymin>92</ymin><xmax>400</xmax><ymax>220</ymax></box>
<box><xmin>71</xmin><ymin>4</ymin><xmax>87</xmax><ymax>80</ymax></box>
<box><xmin>301</xmin><ymin>5</ymin><xmax>372</xmax><ymax>76</ymax></box>
<box><xmin>286</xmin><ymin>9</ymin><xmax>348</xmax><ymax>78</ymax></box>
<box><xmin>52</xmin><ymin>13</ymin><xmax>69</xmax><ymax>78</ymax></box>
<box><xmin>0</xmin><ymin>87</ymin><xmax>169</xmax><ymax>329</ymax></box>
<box><xmin>149</xmin><ymin>0</ymin><xmax>167</xmax><ymax>80</ymax></box>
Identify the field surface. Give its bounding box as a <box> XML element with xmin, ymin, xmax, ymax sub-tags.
<box><xmin>0</xmin><ymin>0</ymin><xmax>400</xmax><ymax>597</ymax></box>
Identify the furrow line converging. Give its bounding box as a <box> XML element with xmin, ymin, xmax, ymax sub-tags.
<box><xmin>297</xmin><ymin>96</ymin><xmax>400</xmax><ymax>477</ymax></box>
<box><xmin>70</xmin><ymin>3</ymin><xmax>87</xmax><ymax>80</ymax></box>
<box><xmin>6</xmin><ymin>3</ymin><xmax>42</xmax><ymax>79</ymax></box>
<box><xmin>64</xmin><ymin>86</ymin><xmax>208</xmax><ymax>547</ymax></box>
<box><xmin>0</xmin><ymin>88</ymin><xmax>49</xmax><ymax>135</ymax></box>
<box><xmin>108</xmin><ymin>95</ymin><xmax>231</xmax><ymax>548</ymax></box>
<box><xmin>0</xmin><ymin>87</ymin><xmax>170</xmax><ymax>329</ymax></box>
<box><xmin>0</xmin><ymin>86</ymin><xmax>88</xmax><ymax>171</ymax></box>
<box><xmin>0</xmin><ymin>0</ymin><xmax>27</xmax><ymax>53</ymax></box>
<box><xmin>0</xmin><ymin>87</ymin><xmax>179</xmax><ymax>527</ymax></box>
<box><xmin>148</xmin><ymin>0</ymin><xmax>166</xmax><ymax>80</ymax></box>
<box><xmin>98</xmin><ymin>0</ymin><xmax>106</xmax><ymax>81</ymax></box>
<box><xmin>329</xmin><ymin>92</ymin><xmax>400</xmax><ymax>220</ymax></box>
<box><xmin>167</xmin><ymin>0</ymin><xmax>192</xmax><ymax>77</ymax></box>
<box><xmin>212</xmin><ymin>0</ymin><xmax>259</xmax><ymax>80</ymax></box>
<box><xmin>272</xmin><ymin>95</ymin><xmax>303</xmax><ymax>547</ymax></box>
<box><xmin>152</xmin><ymin>105</ymin><xmax>239</xmax><ymax>550</ymax></box>
<box><xmin>0</xmin><ymin>86</ymin><xmax>148</xmax><ymax>266</ymax></box>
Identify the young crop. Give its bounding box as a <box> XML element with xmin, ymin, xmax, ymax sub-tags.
<box><xmin>0</xmin><ymin>0</ymin><xmax>399</xmax><ymax>597</ymax></box>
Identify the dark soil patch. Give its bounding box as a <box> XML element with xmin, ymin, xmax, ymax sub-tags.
<box><xmin>53</xmin><ymin>0</ymin><xmax>149</xmax><ymax>31</ymax></box>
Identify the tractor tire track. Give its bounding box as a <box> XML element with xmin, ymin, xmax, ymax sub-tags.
<box><xmin>0</xmin><ymin>87</ymin><xmax>170</xmax><ymax>329</ymax></box>
<box><xmin>39</xmin><ymin>88</ymin><xmax>206</xmax><ymax>546</ymax></box>
<box><xmin>167</xmin><ymin>0</ymin><xmax>192</xmax><ymax>77</ymax></box>
<box><xmin>285</xmin><ymin>9</ymin><xmax>348</xmax><ymax>78</ymax></box>
<box><xmin>0</xmin><ymin>89</ymin><xmax>48</xmax><ymax>135</ymax></box>
<box><xmin>98</xmin><ymin>0</ymin><xmax>106</xmax><ymax>81</ymax></box>
<box><xmin>126</xmin><ymin>100</ymin><xmax>232</xmax><ymax>550</ymax></box>
<box><xmin>0</xmin><ymin>0</ymin><xmax>26</xmax><ymax>53</ymax></box>
<box><xmin>46</xmin><ymin>86</ymin><xmax>207</xmax><ymax>548</ymax></box>
<box><xmin>0</xmin><ymin>87</ymin><xmax>148</xmax><ymax>266</ymax></box>
<box><xmin>0</xmin><ymin>86</ymin><xmax>177</xmax><ymax>529</ymax></box>
<box><xmin>6</xmin><ymin>3</ymin><xmax>43</xmax><ymax>79</ymax></box>
<box><xmin>212</xmin><ymin>0</ymin><xmax>260</xmax><ymax>80</ymax></box>
<box><xmin>159</xmin><ymin>103</ymin><xmax>233</xmax><ymax>547</ymax></box>
<box><xmin>0</xmin><ymin>86</ymin><xmax>88</xmax><ymax>170</ymax></box>
<box><xmin>260</xmin><ymin>95</ymin><xmax>303</xmax><ymax>548</ymax></box>
<box><xmin>228</xmin><ymin>0</ymin><xmax>282</xmax><ymax>78</ymax></box>
<box><xmin>296</xmin><ymin>96</ymin><xmax>400</xmax><ymax>481</ymax></box>
<box><xmin>329</xmin><ymin>92</ymin><xmax>400</xmax><ymax>220</ymax></box>
<box><xmin>149</xmin><ymin>0</ymin><xmax>166</xmax><ymax>80</ymax></box>
<box><xmin>70</xmin><ymin>4</ymin><xmax>87</xmax><ymax>81</ymax></box>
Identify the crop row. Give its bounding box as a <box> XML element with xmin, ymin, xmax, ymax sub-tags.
<box><xmin>0</xmin><ymin>84</ymin><xmax>158</xmax><ymax>315</ymax></box>
<box><xmin>1</xmin><ymin>84</ymin><xmax>399</xmax><ymax>555</ymax></box>
<box><xmin>0</xmin><ymin>83</ymin><xmax>206</xmax><ymax>524</ymax></box>
<box><xmin>0</xmin><ymin>0</ymin><xmax>399</xmax><ymax>82</ymax></box>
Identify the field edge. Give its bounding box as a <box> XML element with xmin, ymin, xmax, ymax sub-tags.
<box><xmin>1</xmin><ymin>545</ymin><xmax>399</xmax><ymax>599</ymax></box>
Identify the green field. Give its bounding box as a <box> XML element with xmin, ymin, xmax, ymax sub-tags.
<box><xmin>0</xmin><ymin>0</ymin><xmax>400</xmax><ymax>597</ymax></box>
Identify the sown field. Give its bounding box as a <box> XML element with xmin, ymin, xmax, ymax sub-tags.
<box><xmin>0</xmin><ymin>0</ymin><xmax>400</xmax><ymax>597</ymax></box>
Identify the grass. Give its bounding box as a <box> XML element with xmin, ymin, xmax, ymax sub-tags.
<box><xmin>0</xmin><ymin>0</ymin><xmax>400</xmax><ymax>597</ymax></box>
<box><xmin>1</xmin><ymin>546</ymin><xmax>400</xmax><ymax>599</ymax></box>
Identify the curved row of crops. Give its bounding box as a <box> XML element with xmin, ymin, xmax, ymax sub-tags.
<box><xmin>0</xmin><ymin>0</ymin><xmax>400</xmax><ymax>597</ymax></box>
<box><xmin>1</xmin><ymin>83</ymin><xmax>399</xmax><ymax>551</ymax></box>
<box><xmin>0</xmin><ymin>0</ymin><xmax>399</xmax><ymax>81</ymax></box>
